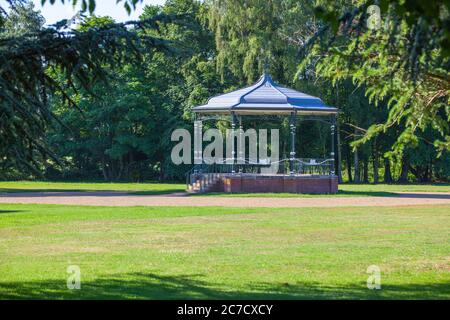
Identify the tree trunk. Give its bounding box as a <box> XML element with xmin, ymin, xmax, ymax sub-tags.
<box><xmin>346</xmin><ymin>146</ymin><xmax>353</xmax><ymax>183</ymax></box>
<box><xmin>117</xmin><ymin>157</ymin><xmax>124</xmax><ymax>181</ymax></box>
<box><xmin>384</xmin><ymin>158</ymin><xmax>392</xmax><ymax>183</ymax></box>
<box><xmin>429</xmin><ymin>161</ymin><xmax>433</xmax><ymax>182</ymax></box>
<box><xmin>422</xmin><ymin>165</ymin><xmax>430</xmax><ymax>182</ymax></box>
<box><xmin>372</xmin><ymin>144</ymin><xmax>379</xmax><ymax>184</ymax></box>
<box><xmin>398</xmin><ymin>154</ymin><xmax>409</xmax><ymax>183</ymax></box>
<box><xmin>101</xmin><ymin>157</ymin><xmax>109</xmax><ymax>181</ymax></box>
<box><xmin>336</xmin><ymin>120</ymin><xmax>343</xmax><ymax>183</ymax></box>
<box><xmin>363</xmin><ymin>159</ymin><xmax>369</xmax><ymax>183</ymax></box>
<box><xmin>354</xmin><ymin>148</ymin><xmax>360</xmax><ymax>183</ymax></box>
<box><xmin>159</xmin><ymin>162</ymin><xmax>165</xmax><ymax>181</ymax></box>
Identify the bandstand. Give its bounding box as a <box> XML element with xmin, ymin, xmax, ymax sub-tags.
<box><xmin>187</xmin><ymin>73</ymin><xmax>338</xmax><ymax>194</ymax></box>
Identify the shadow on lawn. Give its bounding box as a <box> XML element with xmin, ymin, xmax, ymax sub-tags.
<box><xmin>336</xmin><ymin>191</ymin><xmax>450</xmax><ymax>198</ymax></box>
<box><xmin>337</xmin><ymin>190</ymin><xmax>450</xmax><ymax>199</ymax></box>
<box><xmin>195</xmin><ymin>190</ymin><xmax>450</xmax><ymax>198</ymax></box>
<box><xmin>0</xmin><ymin>210</ymin><xmax>25</xmax><ymax>214</ymax></box>
<box><xmin>0</xmin><ymin>189</ymin><xmax>185</xmax><ymax>197</ymax></box>
<box><xmin>0</xmin><ymin>272</ymin><xmax>448</xmax><ymax>300</ymax></box>
<box><xmin>198</xmin><ymin>190</ymin><xmax>399</xmax><ymax>197</ymax></box>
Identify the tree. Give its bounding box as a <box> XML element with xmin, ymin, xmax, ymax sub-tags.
<box><xmin>39</xmin><ymin>0</ymin><xmax>144</xmax><ymax>15</ymax></box>
<box><xmin>0</xmin><ymin>1</ymin><xmax>44</xmax><ymax>37</ymax></box>
<box><xmin>299</xmin><ymin>0</ymin><xmax>450</xmax><ymax>158</ymax></box>
<box><xmin>47</xmin><ymin>0</ymin><xmax>223</xmax><ymax>181</ymax></box>
<box><xmin>0</xmin><ymin>0</ymin><xmax>176</xmax><ymax>177</ymax></box>
<box><xmin>1</xmin><ymin>0</ymin><xmax>448</xmax><ymax>183</ymax></box>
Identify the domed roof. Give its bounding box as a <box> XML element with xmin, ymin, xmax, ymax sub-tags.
<box><xmin>193</xmin><ymin>74</ymin><xmax>338</xmax><ymax>115</ymax></box>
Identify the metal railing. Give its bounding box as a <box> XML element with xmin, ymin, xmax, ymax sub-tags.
<box><xmin>284</xmin><ymin>158</ymin><xmax>335</xmax><ymax>176</ymax></box>
<box><xmin>185</xmin><ymin>158</ymin><xmax>335</xmax><ymax>190</ymax></box>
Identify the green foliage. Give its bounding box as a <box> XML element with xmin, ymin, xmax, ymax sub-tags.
<box><xmin>40</xmin><ymin>0</ymin><xmax>143</xmax><ymax>15</ymax></box>
<box><xmin>0</xmin><ymin>1</ymin><xmax>44</xmax><ymax>36</ymax></box>
<box><xmin>206</xmin><ymin>0</ymin><xmax>311</xmax><ymax>84</ymax></box>
<box><xmin>46</xmin><ymin>0</ymin><xmax>223</xmax><ymax>181</ymax></box>
<box><xmin>0</xmin><ymin>0</ymin><xmax>448</xmax><ymax>183</ymax></box>
<box><xmin>300</xmin><ymin>0</ymin><xmax>450</xmax><ymax>158</ymax></box>
<box><xmin>0</xmin><ymin>1</ymin><xmax>175</xmax><ymax>177</ymax></box>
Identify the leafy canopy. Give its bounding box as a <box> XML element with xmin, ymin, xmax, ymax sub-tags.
<box><xmin>300</xmin><ymin>0</ymin><xmax>450</xmax><ymax>157</ymax></box>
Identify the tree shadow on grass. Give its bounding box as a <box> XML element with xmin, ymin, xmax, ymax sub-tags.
<box><xmin>197</xmin><ymin>190</ymin><xmax>399</xmax><ymax>197</ymax></box>
<box><xmin>0</xmin><ymin>210</ymin><xmax>26</xmax><ymax>214</ymax></box>
<box><xmin>0</xmin><ymin>188</ymin><xmax>96</xmax><ymax>194</ymax></box>
<box><xmin>195</xmin><ymin>190</ymin><xmax>450</xmax><ymax>198</ymax></box>
<box><xmin>0</xmin><ymin>272</ymin><xmax>448</xmax><ymax>300</ymax></box>
<box><xmin>0</xmin><ymin>189</ymin><xmax>186</xmax><ymax>197</ymax></box>
<box><xmin>394</xmin><ymin>193</ymin><xmax>450</xmax><ymax>199</ymax></box>
<box><xmin>336</xmin><ymin>190</ymin><xmax>398</xmax><ymax>197</ymax></box>
<box><xmin>337</xmin><ymin>190</ymin><xmax>450</xmax><ymax>199</ymax></box>
<box><xmin>130</xmin><ymin>190</ymin><xmax>187</xmax><ymax>196</ymax></box>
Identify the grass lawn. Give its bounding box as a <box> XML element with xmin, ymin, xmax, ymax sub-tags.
<box><xmin>0</xmin><ymin>181</ymin><xmax>448</xmax><ymax>197</ymax></box>
<box><xmin>0</xmin><ymin>204</ymin><xmax>448</xmax><ymax>299</ymax></box>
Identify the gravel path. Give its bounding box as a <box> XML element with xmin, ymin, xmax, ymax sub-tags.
<box><xmin>1</xmin><ymin>191</ymin><xmax>450</xmax><ymax>207</ymax></box>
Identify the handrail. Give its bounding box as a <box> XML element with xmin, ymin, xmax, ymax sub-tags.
<box><xmin>192</xmin><ymin>157</ymin><xmax>334</xmax><ymax>166</ymax></box>
<box><xmin>186</xmin><ymin>157</ymin><xmax>335</xmax><ymax>189</ymax></box>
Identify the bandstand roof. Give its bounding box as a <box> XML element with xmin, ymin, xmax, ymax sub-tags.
<box><xmin>192</xmin><ymin>73</ymin><xmax>338</xmax><ymax>116</ymax></box>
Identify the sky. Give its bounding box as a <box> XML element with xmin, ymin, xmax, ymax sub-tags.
<box><xmin>1</xmin><ymin>0</ymin><xmax>166</xmax><ymax>25</ymax></box>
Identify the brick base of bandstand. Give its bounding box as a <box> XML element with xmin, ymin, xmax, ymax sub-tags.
<box><xmin>208</xmin><ymin>174</ymin><xmax>338</xmax><ymax>194</ymax></box>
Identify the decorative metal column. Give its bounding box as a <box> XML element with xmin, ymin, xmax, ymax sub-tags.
<box><xmin>289</xmin><ymin>112</ymin><xmax>296</xmax><ymax>175</ymax></box>
<box><xmin>231</xmin><ymin>112</ymin><xmax>237</xmax><ymax>174</ymax></box>
<box><xmin>335</xmin><ymin>116</ymin><xmax>342</xmax><ymax>183</ymax></box>
<box><xmin>238</xmin><ymin>116</ymin><xmax>244</xmax><ymax>171</ymax></box>
<box><xmin>330</xmin><ymin>115</ymin><xmax>336</xmax><ymax>176</ymax></box>
<box><xmin>194</xmin><ymin>117</ymin><xmax>203</xmax><ymax>165</ymax></box>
